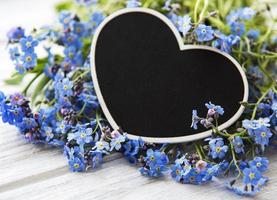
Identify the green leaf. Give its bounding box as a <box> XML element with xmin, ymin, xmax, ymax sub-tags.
<box><xmin>31</xmin><ymin>74</ymin><xmax>50</xmax><ymax>103</ymax></box>
<box><xmin>240</xmin><ymin>101</ymin><xmax>256</xmax><ymax>107</ymax></box>
<box><xmin>4</xmin><ymin>72</ymin><xmax>25</xmax><ymax>85</ymax></box>
<box><xmin>208</xmin><ymin>17</ymin><xmax>230</xmax><ymax>33</ymax></box>
<box><xmin>57</xmin><ymin>111</ymin><xmax>63</xmax><ymax>121</ymax></box>
<box><xmin>222</xmin><ymin>0</ymin><xmax>234</xmax><ymax>18</ymax></box>
<box><xmin>82</xmin><ymin>37</ymin><xmax>92</xmax><ymax>58</ymax></box>
<box><xmin>55</xmin><ymin>1</ymin><xmax>72</xmax><ymax>12</ymax></box>
<box><xmin>29</xmin><ymin>58</ymin><xmax>48</xmax><ymax>73</ymax></box>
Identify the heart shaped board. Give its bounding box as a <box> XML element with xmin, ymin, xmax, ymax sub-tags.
<box><xmin>90</xmin><ymin>8</ymin><xmax>249</xmax><ymax>143</ymax></box>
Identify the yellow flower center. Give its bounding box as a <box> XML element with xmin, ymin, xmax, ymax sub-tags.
<box><xmin>46</xmin><ymin>131</ymin><xmax>52</xmax><ymax>136</ymax></box>
<box><xmin>26</xmin><ymin>42</ymin><xmax>32</xmax><ymax>47</ymax></box>
<box><xmin>74</xmin><ymin>163</ymin><xmax>79</xmax><ymax>169</ymax></box>
<box><xmin>80</xmin><ymin>133</ymin><xmax>86</xmax><ymax>138</ymax></box>
<box><xmin>261</xmin><ymin>132</ymin><xmax>267</xmax><ymax>137</ymax></box>
<box><xmin>184</xmin><ymin>165</ymin><xmax>190</xmax><ymax>170</ymax></box>
<box><xmin>176</xmin><ymin>169</ymin><xmax>180</xmax><ymax>175</ymax></box>
<box><xmin>249</xmin><ymin>173</ymin><xmax>255</xmax><ymax>180</ymax></box>
<box><xmin>26</xmin><ymin>56</ymin><xmax>32</xmax><ymax>62</ymax></box>
<box><xmin>150</xmin><ymin>155</ymin><xmax>155</xmax><ymax>161</ymax></box>
<box><xmin>67</xmin><ymin>37</ymin><xmax>73</xmax><ymax>42</ymax></box>
<box><xmin>215</xmin><ymin>147</ymin><xmax>221</xmax><ymax>153</ymax></box>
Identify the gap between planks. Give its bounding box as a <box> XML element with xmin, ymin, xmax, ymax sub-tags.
<box><xmin>0</xmin><ymin>122</ymin><xmax>123</xmax><ymax>193</ymax></box>
<box><xmin>0</xmin><ymin>152</ymin><xmax>122</xmax><ymax>193</ymax></box>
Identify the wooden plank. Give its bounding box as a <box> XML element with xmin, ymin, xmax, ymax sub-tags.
<box><xmin>0</xmin><ymin>118</ymin><xmax>276</xmax><ymax>200</ymax></box>
<box><xmin>0</xmin><ymin>122</ymin><xmax>123</xmax><ymax>191</ymax></box>
<box><xmin>1</xmin><ymin>154</ymin><xmax>276</xmax><ymax>200</ymax></box>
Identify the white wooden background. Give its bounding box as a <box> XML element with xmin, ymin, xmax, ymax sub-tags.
<box><xmin>0</xmin><ymin>1</ymin><xmax>276</xmax><ymax>199</ymax></box>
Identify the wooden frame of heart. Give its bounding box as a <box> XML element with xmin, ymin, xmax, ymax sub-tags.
<box><xmin>90</xmin><ymin>8</ymin><xmax>249</xmax><ymax>143</ymax></box>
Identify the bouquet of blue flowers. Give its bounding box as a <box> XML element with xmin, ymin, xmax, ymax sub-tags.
<box><xmin>1</xmin><ymin>0</ymin><xmax>277</xmax><ymax>196</ymax></box>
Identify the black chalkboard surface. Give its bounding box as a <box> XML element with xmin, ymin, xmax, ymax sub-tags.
<box><xmin>90</xmin><ymin>8</ymin><xmax>248</xmax><ymax>143</ymax></box>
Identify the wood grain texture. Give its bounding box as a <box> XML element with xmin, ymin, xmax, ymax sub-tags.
<box><xmin>0</xmin><ymin>1</ymin><xmax>277</xmax><ymax>200</ymax></box>
<box><xmin>0</xmin><ymin>124</ymin><xmax>277</xmax><ymax>200</ymax></box>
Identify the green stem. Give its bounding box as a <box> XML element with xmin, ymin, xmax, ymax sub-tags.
<box><xmin>36</xmin><ymin>80</ymin><xmax>53</xmax><ymax>110</ymax></box>
<box><xmin>257</xmin><ymin>23</ymin><xmax>273</xmax><ymax>48</ymax></box>
<box><xmin>243</xmin><ymin>51</ymin><xmax>277</xmax><ymax>59</ymax></box>
<box><xmin>251</xmin><ymin>84</ymin><xmax>273</xmax><ymax>120</ymax></box>
<box><xmin>22</xmin><ymin>72</ymin><xmax>42</xmax><ymax>95</ymax></box>
<box><xmin>198</xmin><ymin>0</ymin><xmax>209</xmax><ymax>24</ymax></box>
<box><xmin>258</xmin><ymin>60</ymin><xmax>275</xmax><ymax>82</ymax></box>
<box><xmin>212</xmin><ymin>122</ymin><xmax>230</xmax><ymax>138</ymax></box>
<box><xmin>49</xmin><ymin>98</ymin><xmax>55</xmax><ymax>106</ymax></box>
<box><xmin>95</xmin><ymin>108</ymin><xmax>103</xmax><ymax>132</ymax></box>
<box><xmin>102</xmin><ymin>0</ymin><xmax>115</xmax><ymax>13</ymax></box>
<box><xmin>199</xmin><ymin>144</ymin><xmax>205</xmax><ymax>157</ymax></box>
<box><xmin>194</xmin><ymin>0</ymin><xmax>202</xmax><ymax>23</ymax></box>
<box><xmin>143</xmin><ymin>0</ymin><xmax>152</xmax><ymax>8</ymax></box>
<box><xmin>273</xmin><ymin>86</ymin><xmax>277</xmax><ymax>94</ymax></box>
<box><xmin>73</xmin><ymin>70</ymin><xmax>90</xmax><ymax>83</ymax></box>
<box><xmin>238</xmin><ymin>39</ymin><xmax>243</xmax><ymax>63</ymax></box>
<box><xmin>230</xmin><ymin>141</ymin><xmax>242</xmax><ymax>178</ymax></box>
<box><xmin>242</xmin><ymin>37</ymin><xmax>277</xmax><ymax>59</ymax></box>
<box><xmin>77</xmin><ymin>103</ymin><xmax>87</xmax><ymax>117</ymax></box>
<box><xmin>194</xmin><ymin>143</ymin><xmax>204</xmax><ymax>160</ymax></box>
